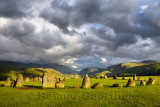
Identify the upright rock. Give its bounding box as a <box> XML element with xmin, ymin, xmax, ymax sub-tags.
<box><xmin>38</xmin><ymin>77</ymin><xmax>42</xmax><ymax>81</ymax></box>
<box><xmin>42</xmin><ymin>73</ymin><xmax>56</xmax><ymax>88</ymax></box>
<box><xmin>34</xmin><ymin>77</ymin><xmax>38</xmax><ymax>81</ymax></box>
<box><xmin>25</xmin><ymin>77</ymin><xmax>30</xmax><ymax>82</ymax></box>
<box><xmin>138</xmin><ymin>77</ymin><xmax>142</xmax><ymax>81</ymax></box>
<box><xmin>113</xmin><ymin>74</ymin><xmax>117</xmax><ymax>79</ymax></box>
<box><xmin>15</xmin><ymin>74</ymin><xmax>23</xmax><ymax>87</ymax></box>
<box><xmin>82</xmin><ymin>74</ymin><xmax>91</xmax><ymax>88</ymax></box>
<box><xmin>133</xmin><ymin>74</ymin><xmax>137</xmax><ymax>80</ymax></box>
<box><xmin>104</xmin><ymin>75</ymin><xmax>107</xmax><ymax>79</ymax></box>
<box><xmin>4</xmin><ymin>78</ymin><xmax>11</xmax><ymax>86</ymax></box>
<box><xmin>140</xmin><ymin>80</ymin><xmax>146</xmax><ymax>86</ymax></box>
<box><xmin>55</xmin><ymin>81</ymin><xmax>65</xmax><ymax>88</ymax></box>
<box><xmin>85</xmin><ymin>74</ymin><xmax>88</xmax><ymax>77</ymax></box>
<box><xmin>75</xmin><ymin>74</ymin><xmax>79</xmax><ymax>79</ymax></box>
<box><xmin>146</xmin><ymin>78</ymin><xmax>156</xmax><ymax>85</ymax></box>
<box><xmin>126</xmin><ymin>78</ymin><xmax>136</xmax><ymax>87</ymax></box>
<box><xmin>100</xmin><ymin>76</ymin><xmax>103</xmax><ymax>79</ymax></box>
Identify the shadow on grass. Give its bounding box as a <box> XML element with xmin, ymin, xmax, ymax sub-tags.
<box><xmin>23</xmin><ymin>85</ymin><xmax>42</xmax><ymax>89</ymax></box>
<box><xmin>0</xmin><ymin>84</ymin><xmax>4</xmax><ymax>87</ymax></box>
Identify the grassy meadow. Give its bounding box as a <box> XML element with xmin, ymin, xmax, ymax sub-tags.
<box><xmin>0</xmin><ymin>76</ymin><xmax>160</xmax><ymax>107</ymax></box>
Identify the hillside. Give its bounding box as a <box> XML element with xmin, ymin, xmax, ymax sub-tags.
<box><xmin>106</xmin><ymin>61</ymin><xmax>160</xmax><ymax>76</ymax></box>
<box><xmin>78</xmin><ymin>67</ymin><xmax>106</xmax><ymax>75</ymax></box>
<box><xmin>0</xmin><ymin>67</ymin><xmax>67</xmax><ymax>81</ymax></box>
<box><xmin>0</xmin><ymin>61</ymin><xmax>76</xmax><ymax>74</ymax></box>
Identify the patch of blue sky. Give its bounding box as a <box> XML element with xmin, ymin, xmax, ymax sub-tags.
<box><xmin>91</xmin><ymin>24</ymin><xmax>100</xmax><ymax>28</ymax></box>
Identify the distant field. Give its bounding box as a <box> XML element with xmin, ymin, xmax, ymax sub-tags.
<box><xmin>0</xmin><ymin>76</ymin><xmax>160</xmax><ymax>107</ymax></box>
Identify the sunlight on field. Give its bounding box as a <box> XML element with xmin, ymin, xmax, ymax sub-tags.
<box><xmin>0</xmin><ymin>76</ymin><xmax>160</xmax><ymax>107</ymax></box>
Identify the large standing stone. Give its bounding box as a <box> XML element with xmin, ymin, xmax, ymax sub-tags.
<box><xmin>34</xmin><ymin>77</ymin><xmax>38</xmax><ymax>81</ymax></box>
<box><xmin>133</xmin><ymin>74</ymin><xmax>137</xmax><ymax>80</ymax></box>
<box><xmin>113</xmin><ymin>74</ymin><xmax>117</xmax><ymax>79</ymax></box>
<box><xmin>104</xmin><ymin>75</ymin><xmax>107</xmax><ymax>79</ymax></box>
<box><xmin>140</xmin><ymin>80</ymin><xmax>146</xmax><ymax>86</ymax></box>
<box><xmin>42</xmin><ymin>73</ymin><xmax>56</xmax><ymax>88</ymax></box>
<box><xmin>38</xmin><ymin>77</ymin><xmax>42</xmax><ymax>81</ymax></box>
<box><xmin>25</xmin><ymin>77</ymin><xmax>30</xmax><ymax>82</ymax></box>
<box><xmin>82</xmin><ymin>74</ymin><xmax>91</xmax><ymax>88</ymax></box>
<box><xmin>92</xmin><ymin>83</ymin><xmax>103</xmax><ymax>88</ymax></box>
<box><xmin>15</xmin><ymin>74</ymin><xmax>23</xmax><ymax>87</ymax></box>
<box><xmin>146</xmin><ymin>78</ymin><xmax>156</xmax><ymax>85</ymax></box>
<box><xmin>126</xmin><ymin>78</ymin><xmax>136</xmax><ymax>87</ymax></box>
<box><xmin>4</xmin><ymin>77</ymin><xmax>11</xmax><ymax>86</ymax></box>
<box><xmin>75</xmin><ymin>74</ymin><xmax>79</xmax><ymax>79</ymax></box>
<box><xmin>138</xmin><ymin>77</ymin><xmax>142</xmax><ymax>81</ymax></box>
<box><xmin>112</xmin><ymin>83</ymin><xmax>123</xmax><ymax>87</ymax></box>
<box><xmin>55</xmin><ymin>81</ymin><xmax>65</xmax><ymax>88</ymax></box>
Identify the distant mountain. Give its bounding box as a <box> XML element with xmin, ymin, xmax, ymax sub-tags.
<box><xmin>78</xmin><ymin>67</ymin><xmax>106</xmax><ymax>75</ymax></box>
<box><xmin>0</xmin><ymin>61</ymin><xmax>76</xmax><ymax>74</ymax></box>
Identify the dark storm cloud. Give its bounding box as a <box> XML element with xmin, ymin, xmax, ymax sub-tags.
<box><xmin>40</xmin><ymin>0</ymin><xmax>138</xmax><ymax>33</ymax></box>
<box><xmin>0</xmin><ymin>0</ymin><xmax>35</xmax><ymax>18</ymax></box>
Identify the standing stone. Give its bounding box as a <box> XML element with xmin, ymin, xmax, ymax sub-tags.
<box><xmin>82</xmin><ymin>74</ymin><xmax>91</xmax><ymax>88</ymax></box>
<box><xmin>92</xmin><ymin>83</ymin><xmax>103</xmax><ymax>88</ymax></box>
<box><xmin>15</xmin><ymin>74</ymin><xmax>23</xmax><ymax>87</ymax></box>
<box><xmin>38</xmin><ymin>77</ymin><xmax>42</xmax><ymax>81</ymax></box>
<box><xmin>122</xmin><ymin>77</ymin><xmax>125</xmax><ymax>80</ymax></box>
<box><xmin>104</xmin><ymin>75</ymin><xmax>107</xmax><ymax>79</ymax></box>
<box><xmin>10</xmin><ymin>80</ymin><xmax>16</xmax><ymax>87</ymax></box>
<box><xmin>85</xmin><ymin>74</ymin><xmax>88</xmax><ymax>77</ymax></box>
<box><xmin>138</xmin><ymin>77</ymin><xmax>142</xmax><ymax>81</ymax></box>
<box><xmin>25</xmin><ymin>77</ymin><xmax>30</xmax><ymax>82</ymax></box>
<box><xmin>140</xmin><ymin>80</ymin><xmax>146</xmax><ymax>86</ymax></box>
<box><xmin>4</xmin><ymin>77</ymin><xmax>11</xmax><ymax>86</ymax></box>
<box><xmin>113</xmin><ymin>74</ymin><xmax>117</xmax><ymax>79</ymax></box>
<box><xmin>100</xmin><ymin>76</ymin><xmax>103</xmax><ymax>79</ymax></box>
<box><xmin>133</xmin><ymin>74</ymin><xmax>137</xmax><ymax>80</ymax></box>
<box><xmin>126</xmin><ymin>78</ymin><xmax>136</xmax><ymax>87</ymax></box>
<box><xmin>75</xmin><ymin>74</ymin><xmax>79</xmax><ymax>79</ymax></box>
<box><xmin>42</xmin><ymin>73</ymin><xmax>56</xmax><ymax>88</ymax></box>
<box><xmin>146</xmin><ymin>78</ymin><xmax>156</xmax><ymax>85</ymax></box>
<box><xmin>34</xmin><ymin>77</ymin><xmax>38</xmax><ymax>81</ymax></box>
<box><xmin>55</xmin><ymin>81</ymin><xmax>65</xmax><ymax>88</ymax></box>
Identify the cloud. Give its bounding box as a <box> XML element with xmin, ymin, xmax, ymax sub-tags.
<box><xmin>0</xmin><ymin>0</ymin><xmax>160</xmax><ymax>70</ymax></box>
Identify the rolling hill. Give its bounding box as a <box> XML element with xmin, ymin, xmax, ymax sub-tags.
<box><xmin>106</xmin><ymin>60</ymin><xmax>160</xmax><ymax>76</ymax></box>
<box><xmin>0</xmin><ymin>61</ymin><xmax>76</xmax><ymax>74</ymax></box>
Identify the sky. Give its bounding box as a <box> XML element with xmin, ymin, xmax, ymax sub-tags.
<box><xmin>0</xmin><ymin>0</ymin><xmax>160</xmax><ymax>70</ymax></box>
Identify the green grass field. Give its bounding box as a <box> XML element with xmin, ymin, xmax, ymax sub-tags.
<box><xmin>0</xmin><ymin>76</ymin><xmax>160</xmax><ymax>107</ymax></box>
